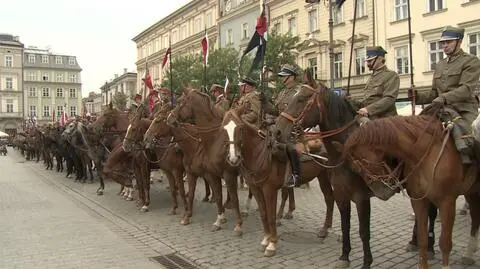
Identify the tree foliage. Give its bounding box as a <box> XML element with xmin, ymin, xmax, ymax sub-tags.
<box><xmin>112</xmin><ymin>91</ymin><xmax>128</xmax><ymax>110</ymax></box>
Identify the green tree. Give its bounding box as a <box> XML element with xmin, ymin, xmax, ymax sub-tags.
<box><xmin>112</xmin><ymin>91</ymin><xmax>128</xmax><ymax>110</ymax></box>
<box><xmin>162</xmin><ymin>54</ymin><xmax>204</xmax><ymax>94</ymax></box>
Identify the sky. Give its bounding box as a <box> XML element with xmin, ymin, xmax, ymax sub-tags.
<box><xmin>1</xmin><ymin>0</ymin><xmax>192</xmax><ymax>97</ymax></box>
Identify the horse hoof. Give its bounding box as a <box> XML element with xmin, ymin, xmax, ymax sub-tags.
<box><xmin>360</xmin><ymin>265</ymin><xmax>371</xmax><ymax>269</ymax></box>
<box><xmin>259</xmin><ymin>245</ymin><xmax>267</xmax><ymax>252</ymax></box>
<box><xmin>211</xmin><ymin>225</ymin><xmax>222</xmax><ymax>232</ymax></box>
<box><xmin>233</xmin><ymin>228</ymin><xmax>243</xmax><ymax>237</ymax></box>
<box><xmin>334</xmin><ymin>259</ymin><xmax>350</xmax><ymax>269</ymax></box>
<box><xmin>96</xmin><ymin>191</ymin><xmax>104</xmax><ymax>196</ymax></box>
<box><xmin>140</xmin><ymin>206</ymin><xmax>149</xmax><ymax>212</ymax></box>
<box><xmin>168</xmin><ymin>209</ymin><xmax>177</xmax><ymax>215</ymax></box>
<box><xmin>224</xmin><ymin>202</ymin><xmax>232</xmax><ymax>209</ymax></box>
<box><xmin>202</xmin><ymin>197</ymin><xmax>209</xmax><ymax>203</ymax></box>
<box><xmin>180</xmin><ymin>218</ymin><xmax>190</xmax><ymax>225</ymax></box>
<box><xmin>459</xmin><ymin>209</ymin><xmax>467</xmax><ymax>215</ymax></box>
<box><xmin>427</xmin><ymin>251</ymin><xmax>435</xmax><ymax>261</ymax></box>
<box><xmin>126</xmin><ymin>197</ymin><xmax>133</xmax><ymax>201</ymax></box>
<box><xmin>317</xmin><ymin>228</ymin><xmax>329</xmax><ymax>238</ymax></box>
<box><xmin>276</xmin><ymin>221</ymin><xmax>282</xmax><ymax>227</ymax></box>
<box><xmin>405</xmin><ymin>243</ymin><xmax>418</xmax><ymax>252</ymax></box>
<box><xmin>460</xmin><ymin>257</ymin><xmax>475</xmax><ymax>265</ymax></box>
<box><xmin>241</xmin><ymin>211</ymin><xmax>249</xmax><ymax>217</ymax></box>
<box><xmin>209</xmin><ymin>199</ymin><xmax>215</xmax><ymax>204</ymax></box>
<box><xmin>263</xmin><ymin>249</ymin><xmax>276</xmax><ymax>257</ymax></box>
<box><xmin>276</xmin><ymin>213</ymin><xmax>283</xmax><ymax>219</ymax></box>
<box><xmin>283</xmin><ymin>212</ymin><xmax>293</xmax><ymax>219</ymax></box>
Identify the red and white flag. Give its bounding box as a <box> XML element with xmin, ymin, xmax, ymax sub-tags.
<box><xmin>162</xmin><ymin>47</ymin><xmax>171</xmax><ymax>74</ymax></box>
<box><xmin>201</xmin><ymin>29</ymin><xmax>209</xmax><ymax>66</ymax></box>
<box><xmin>142</xmin><ymin>64</ymin><xmax>154</xmax><ymax>90</ymax></box>
<box><xmin>59</xmin><ymin>105</ymin><xmax>68</xmax><ymax>127</ymax></box>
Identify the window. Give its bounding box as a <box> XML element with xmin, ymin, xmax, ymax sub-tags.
<box><xmin>355</xmin><ymin>47</ymin><xmax>366</xmax><ymax>75</ymax></box>
<box><xmin>164</xmin><ymin>36</ymin><xmax>168</xmax><ymax>49</ymax></box>
<box><xmin>241</xmin><ymin>23</ymin><xmax>249</xmax><ymax>40</ymax></box>
<box><xmin>56</xmin><ymin>73</ymin><xmax>64</xmax><ymax>82</ymax></box>
<box><xmin>68</xmin><ymin>57</ymin><xmax>76</xmax><ymax>65</ymax></box>
<box><xmin>308</xmin><ymin>57</ymin><xmax>318</xmax><ymax>80</ymax></box>
<box><xmin>226</xmin><ymin>29</ymin><xmax>233</xmax><ymax>45</ymax></box>
<box><xmin>172</xmin><ymin>31</ymin><xmax>178</xmax><ymax>43</ymax></box>
<box><xmin>334</xmin><ymin>53</ymin><xmax>343</xmax><ymax>79</ymax></box>
<box><xmin>70</xmin><ymin>106</ymin><xmax>77</xmax><ymax>117</ymax></box>
<box><xmin>180</xmin><ymin>26</ymin><xmax>186</xmax><ymax>40</ymax></box>
<box><xmin>154</xmin><ymin>39</ymin><xmax>159</xmax><ymax>51</ymax></box>
<box><xmin>206</xmin><ymin>12</ymin><xmax>213</xmax><ymax>28</ymax></box>
<box><xmin>333</xmin><ymin>5</ymin><xmax>343</xmax><ymax>24</ymax></box>
<box><xmin>28</xmin><ymin>54</ymin><xmax>35</xmax><ymax>63</ymax></box>
<box><xmin>69</xmin><ymin>74</ymin><xmax>77</xmax><ymax>83</ymax></box>
<box><xmin>394</xmin><ymin>0</ymin><xmax>408</xmax><ymax>21</ymax></box>
<box><xmin>308</xmin><ymin>10</ymin><xmax>318</xmax><ymax>32</ymax></box>
<box><xmin>356</xmin><ymin>0</ymin><xmax>366</xmax><ymax>18</ymax></box>
<box><xmin>468</xmin><ymin>32</ymin><xmax>480</xmax><ymax>57</ymax></box>
<box><xmin>428</xmin><ymin>41</ymin><xmax>444</xmax><ymax>71</ymax></box>
<box><xmin>42</xmin><ymin>87</ymin><xmax>50</xmax><ymax>97</ymax></box>
<box><xmin>273</xmin><ymin>22</ymin><xmax>281</xmax><ymax>33</ymax></box>
<box><xmin>41</xmin><ymin>55</ymin><xmax>49</xmax><ymax>64</ymax></box>
<box><xmin>43</xmin><ymin>106</ymin><xmax>50</xmax><ymax>117</ymax></box>
<box><xmin>288</xmin><ymin>17</ymin><xmax>297</xmax><ymax>36</ymax></box>
<box><xmin>69</xmin><ymin>88</ymin><xmax>77</xmax><ymax>98</ymax></box>
<box><xmin>56</xmin><ymin>88</ymin><xmax>63</xmax><ymax>97</ymax></box>
<box><xmin>428</xmin><ymin>0</ymin><xmax>444</xmax><ymax>12</ymax></box>
<box><xmin>42</xmin><ymin>73</ymin><xmax>49</xmax><ymax>81</ymax></box>
<box><xmin>55</xmin><ymin>56</ymin><xmax>63</xmax><ymax>64</ymax></box>
<box><xmin>395</xmin><ymin>45</ymin><xmax>410</xmax><ymax>74</ymax></box>
<box><xmin>29</xmin><ymin>87</ymin><xmax>36</xmax><ymax>97</ymax></box>
<box><xmin>27</xmin><ymin>72</ymin><xmax>37</xmax><ymax>81</ymax></box>
<box><xmin>30</xmin><ymin>106</ymin><xmax>36</xmax><ymax>116</ymax></box>
<box><xmin>5</xmin><ymin>55</ymin><xmax>13</xmax><ymax>67</ymax></box>
<box><xmin>57</xmin><ymin>106</ymin><xmax>63</xmax><ymax>117</ymax></box>
<box><xmin>195</xmin><ymin>18</ymin><xmax>202</xmax><ymax>33</ymax></box>
<box><xmin>5</xmin><ymin>78</ymin><xmax>13</xmax><ymax>89</ymax></box>
<box><xmin>6</xmin><ymin>99</ymin><xmax>13</xmax><ymax>113</ymax></box>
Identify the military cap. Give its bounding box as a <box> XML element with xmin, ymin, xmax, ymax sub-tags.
<box><xmin>440</xmin><ymin>26</ymin><xmax>465</xmax><ymax>41</ymax></box>
<box><xmin>158</xmin><ymin>87</ymin><xmax>171</xmax><ymax>94</ymax></box>
<box><xmin>238</xmin><ymin>77</ymin><xmax>257</xmax><ymax>87</ymax></box>
<box><xmin>134</xmin><ymin>93</ymin><xmax>142</xmax><ymax>100</ymax></box>
<box><xmin>209</xmin><ymin>84</ymin><xmax>224</xmax><ymax>93</ymax></box>
<box><xmin>366</xmin><ymin>46</ymin><xmax>387</xmax><ymax>61</ymax></box>
<box><xmin>277</xmin><ymin>64</ymin><xmax>298</xmax><ymax>77</ymax></box>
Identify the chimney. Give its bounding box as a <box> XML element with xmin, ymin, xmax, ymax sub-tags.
<box><xmin>123</xmin><ymin>68</ymin><xmax>128</xmax><ymax>74</ymax></box>
<box><xmin>114</xmin><ymin>74</ymin><xmax>118</xmax><ymax>78</ymax></box>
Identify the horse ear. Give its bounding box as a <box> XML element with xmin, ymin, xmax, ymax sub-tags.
<box><xmin>331</xmin><ymin>140</ymin><xmax>344</xmax><ymax>153</ymax></box>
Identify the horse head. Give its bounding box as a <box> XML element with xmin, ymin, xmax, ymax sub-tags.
<box><xmin>123</xmin><ymin>104</ymin><xmax>146</xmax><ymax>152</ymax></box>
<box><xmin>89</xmin><ymin>105</ymin><xmax>128</xmax><ymax>135</ymax></box>
<box><xmin>144</xmin><ymin>110</ymin><xmax>173</xmax><ymax>150</ymax></box>
<box><xmin>167</xmin><ymin>88</ymin><xmax>221</xmax><ymax>127</ymax></box>
<box><xmin>222</xmin><ymin>110</ymin><xmax>245</xmax><ymax>166</ymax></box>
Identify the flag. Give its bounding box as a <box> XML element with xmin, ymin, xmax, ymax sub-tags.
<box><xmin>336</xmin><ymin>0</ymin><xmax>346</xmax><ymax>8</ymax></box>
<box><xmin>224</xmin><ymin>77</ymin><xmax>229</xmax><ymax>98</ymax></box>
<box><xmin>162</xmin><ymin>47</ymin><xmax>171</xmax><ymax>71</ymax></box>
<box><xmin>59</xmin><ymin>105</ymin><xmax>68</xmax><ymax>128</ymax></box>
<box><xmin>142</xmin><ymin>64</ymin><xmax>154</xmax><ymax>90</ymax></box>
<box><xmin>201</xmin><ymin>28</ymin><xmax>209</xmax><ymax>66</ymax></box>
<box><xmin>52</xmin><ymin>108</ymin><xmax>55</xmax><ymax>122</ymax></box>
<box><xmin>241</xmin><ymin>3</ymin><xmax>268</xmax><ymax>71</ymax></box>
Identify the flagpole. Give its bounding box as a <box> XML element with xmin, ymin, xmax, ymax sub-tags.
<box><xmin>203</xmin><ymin>26</ymin><xmax>207</xmax><ymax>93</ymax></box>
<box><xmin>143</xmin><ymin>60</ymin><xmax>148</xmax><ymax>102</ymax></box>
<box><xmin>328</xmin><ymin>0</ymin><xmax>335</xmax><ymax>91</ymax></box>
<box><xmin>169</xmin><ymin>37</ymin><xmax>174</xmax><ymax>106</ymax></box>
<box><xmin>259</xmin><ymin>0</ymin><xmax>267</xmax><ymax>122</ymax></box>
<box><xmin>407</xmin><ymin>0</ymin><xmax>415</xmax><ymax>115</ymax></box>
<box><xmin>346</xmin><ymin>0</ymin><xmax>358</xmax><ymax>96</ymax></box>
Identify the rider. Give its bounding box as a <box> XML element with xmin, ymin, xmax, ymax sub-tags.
<box><xmin>409</xmin><ymin>26</ymin><xmax>480</xmax><ymax>164</ymax></box>
<box><xmin>275</xmin><ymin>64</ymin><xmax>302</xmax><ymax>188</ymax></box>
<box><xmin>151</xmin><ymin>87</ymin><xmax>172</xmax><ymax>119</ymax></box>
<box><xmin>348</xmin><ymin>46</ymin><xmax>400</xmax><ymax>120</ymax></box>
<box><xmin>131</xmin><ymin>94</ymin><xmax>143</xmax><ymax>110</ymax></box>
<box><xmin>210</xmin><ymin>84</ymin><xmax>230</xmax><ymax>117</ymax></box>
<box><xmin>236</xmin><ymin>77</ymin><xmax>277</xmax><ymax>127</ymax></box>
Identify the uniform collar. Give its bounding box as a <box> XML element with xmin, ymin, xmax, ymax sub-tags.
<box><xmin>372</xmin><ymin>65</ymin><xmax>387</xmax><ymax>76</ymax></box>
<box><xmin>447</xmin><ymin>49</ymin><xmax>464</xmax><ymax>63</ymax></box>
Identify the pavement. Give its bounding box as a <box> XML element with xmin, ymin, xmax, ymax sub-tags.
<box><xmin>1</xmin><ymin>149</ymin><xmax>479</xmax><ymax>269</ymax></box>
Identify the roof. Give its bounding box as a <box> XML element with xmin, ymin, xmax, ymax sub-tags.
<box><xmin>0</xmin><ymin>34</ymin><xmax>24</xmax><ymax>48</ymax></box>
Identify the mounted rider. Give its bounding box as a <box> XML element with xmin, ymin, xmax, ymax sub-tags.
<box><xmin>409</xmin><ymin>26</ymin><xmax>480</xmax><ymax>164</ymax></box>
<box><xmin>210</xmin><ymin>84</ymin><xmax>230</xmax><ymax>116</ymax></box>
<box><xmin>130</xmin><ymin>93</ymin><xmax>149</xmax><ymax>118</ymax></box>
<box><xmin>275</xmin><ymin>64</ymin><xmax>302</xmax><ymax>188</ymax></box>
<box><xmin>236</xmin><ymin>77</ymin><xmax>277</xmax><ymax>127</ymax></box>
<box><xmin>348</xmin><ymin>46</ymin><xmax>400</xmax><ymax>121</ymax></box>
<box><xmin>151</xmin><ymin>87</ymin><xmax>173</xmax><ymax>119</ymax></box>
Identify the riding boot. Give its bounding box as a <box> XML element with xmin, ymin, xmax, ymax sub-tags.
<box><xmin>450</xmin><ymin>121</ymin><xmax>475</xmax><ymax>164</ymax></box>
<box><xmin>285</xmin><ymin>144</ymin><xmax>301</xmax><ymax>188</ymax></box>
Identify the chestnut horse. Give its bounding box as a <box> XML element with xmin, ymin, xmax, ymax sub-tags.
<box><xmin>144</xmin><ymin>89</ymin><xmax>245</xmax><ymax>236</ymax></box>
<box><xmin>123</xmin><ymin>104</ymin><xmax>187</xmax><ymax>214</ymax></box>
<box><xmin>343</xmin><ymin>114</ymin><xmax>480</xmax><ymax>269</ymax></box>
<box><xmin>222</xmin><ymin>109</ymin><xmax>334</xmax><ymax>257</ymax></box>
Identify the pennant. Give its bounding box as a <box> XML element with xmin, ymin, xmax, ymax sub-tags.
<box><xmin>201</xmin><ymin>29</ymin><xmax>209</xmax><ymax>66</ymax></box>
<box><xmin>162</xmin><ymin>47</ymin><xmax>171</xmax><ymax>69</ymax></box>
<box><xmin>142</xmin><ymin>65</ymin><xmax>154</xmax><ymax>90</ymax></box>
<box><xmin>224</xmin><ymin>77</ymin><xmax>229</xmax><ymax>98</ymax></box>
<box><xmin>241</xmin><ymin>3</ymin><xmax>268</xmax><ymax>71</ymax></box>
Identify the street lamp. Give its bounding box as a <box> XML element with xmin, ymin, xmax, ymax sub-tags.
<box><xmin>305</xmin><ymin>0</ymin><xmax>335</xmax><ymax>91</ymax></box>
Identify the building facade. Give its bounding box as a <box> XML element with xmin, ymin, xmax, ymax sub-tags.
<box><xmin>83</xmin><ymin>91</ymin><xmax>103</xmax><ymax>115</ymax></box>
<box><xmin>23</xmin><ymin>47</ymin><xmax>82</xmax><ymax>126</ymax></box>
<box><xmin>132</xmin><ymin>0</ymin><xmax>219</xmax><ymax>97</ymax></box>
<box><xmin>0</xmin><ymin>34</ymin><xmax>24</xmax><ymax>135</ymax></box>
<box><xmin>376</xmin><ymin>0</ymin><xmax>480</xmax><ymax>98</ymax></box>
<box><xmin>100</xmin><ymin>68</ymin><xmax>137</xmax><ymax>108</ymax></box>
<box><xmin>218</xmin><ymin>0</ymin><xmax>261</xmax><ymax>52</ymax></box>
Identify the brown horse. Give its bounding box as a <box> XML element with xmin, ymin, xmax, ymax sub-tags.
<box><xmin>275</xmin><ymin>84</ymin><xmax>375</xmax><ymax>268</ymax></box>
<box><xmin>123</xmin><ymin>104</ymin><xmax>187</xmax><ymax>214</ymax></box>
<box><xmin>144</xmin><ymin>88</ymin><xmax>245</xmax><ymax>236</ymax></box>
<box><xmin>222</xmin><ymin>109</ymin><xmax>333</xmax><ymax>256</ymax></box>
<box><xmin>342</xmin><ymin>114</ymin><xmax>480</xmax><ymax>269</ymax></box>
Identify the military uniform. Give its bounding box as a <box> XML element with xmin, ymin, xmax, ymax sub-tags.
<box><xmin>413</xmin><ymin>26</ymin><xmax>480</xmax><ymax>163</ymax></box>
<box><xmin>210</xmin><ymin>84</ymin><xmax>230</xmax><ymax>117</ymax></box>
<box><xmin>350</xmin><ymin>46</ymin><xmax>400</xmax><ymax>119</ymax></box>
<box><xmin>274</xmin><ymin>84</ymin><xmax>300</xmax><ymax>112</ymax></box>
<box><xmin>236</xmin><ymin>77</ymin><xmax>276</xmax><ymax>127</ymax></box>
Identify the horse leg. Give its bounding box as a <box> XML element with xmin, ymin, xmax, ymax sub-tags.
<box><xmin>249</xmin><ymin>186</ymin><xmax>270</xmax><ymax>252</ymax></box>
<box><xmin>224</xmin><ymin>170</ymin><xmax>243</xmax><ymax>236</ymax></box>
<box><xmin>406</xmin><ymin>202</ymin><xmax>437</xmax><ymax>260</ymax></box>
<box><xmin>461</xmin><ymin>192</ymin><xmax>480</xmax><ymax>265</ymax></box>
<box><xmin>210</xmin><ymin>175</ymin><xmax>226</xmax><ymax>232</ymax></box>
<box><xmin>181</xmin><ymin>173</ymin><xmax>197</xmax><ymax>225</ymax></box>
<box><xmin>241</xmin><ymin>189</ymin><xmax>253</xmax><ymax>217</ymax></box>
<box><xmin>335</xmin><ymin>199</ymin><xmax>352</xmax><ymax>269</ymax></box>
<box><xmin>165</xmin><ymin>171</ymin><xmax>178</xmax><ymax>215</ymax></box>
<box><xmin>276</xmin><ymin>188</ymin><xmax>288</xmax><ymax>223</ymax></box>
<box><xmin>284</xmin><ymin>187</ymin><xmax>295</xmax><ymax>219</ymax></box>
<box><xmin>174</xmin><ymin>169</ymin><xmax>188</xmax><ymax>218</ymax></box>
<box><xmin>88</xmin><ymin>162</ymin><xmax>94</xmax><ymax>183</ymax></box>
<box><xmin>411</xmin><ymin>199</ymin><xmax>430</xmax><ymax>269</ymax></box>
<box><xmin>356</xmin><ymin>199</ymin><xmax>373</xmax><ymax>269</ymax></box>
<box><xmin>202</xmin><ymin>178</ymin><xmax>211</xmax><ymax>202</ymax></box>
<box><xmin>96</xmin><ymin>163</ymin><xmax>105</xmax><ymax>195</ymax></box>
<box><xmin>140</xmin><ymin>163</ymin><xmax>151</xmax><ymax>212</ymax></box>
<box><xmin>318</xmin><ymin>174</ymin><xmax>334</xmax><ymax>238</ymax></box>
<box><xmin>263</xmin><ymin>184</ymin><xmax>279</xmax><ymax>257</ymax></box>
<box><xmin>438</xmin><ymin>198</ymin><xmax>456</xmax><ymax>268</ymax></box>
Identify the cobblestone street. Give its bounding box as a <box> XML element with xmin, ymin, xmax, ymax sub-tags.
<box><xmin>1</xmin><ymin>150</ymin><xmax>479</xmax><ymax>269</ymax></box>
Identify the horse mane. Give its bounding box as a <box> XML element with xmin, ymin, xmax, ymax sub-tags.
<box><xmin>343</xmin><ymin>115</ymin><xmax>442</xmax><ymax>155</ymax></box>
<box><xmin>322</xmin><ymin>90</ymin><xmax>356</xmax><ymax>128</ymax></box>
<box><xmin>190</xmin><ymin>89</ymin><xmax>223</xmax><ymax>121</ymax></box>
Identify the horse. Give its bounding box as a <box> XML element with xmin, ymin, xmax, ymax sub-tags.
<box><xmin>62</xmin><ymin>120</ymin><xmax>94</xmax><ymax>183</ymax></box>
<box><xmin>274</xmin><ymin>81</ymin><xmax>375</xmax><ymax>268</ymax></box>
<box><xmin>342</xmin><ymin>113</ymin><xmax>480</xmax><ymax>269</ymax></box>
<box><xmin>144</xmin><ymin>88</ymin><xmax>245</xmax><ymax>236</ymax></box>
<box><xmin>123</xmin><ymin>104</ymin><xmax>186</xmax><ymax>214</ymax></box>
<box><xmin>221</xmin><ymin>109</ymin><xmax>334</xmax><ymax>256</ymax></box>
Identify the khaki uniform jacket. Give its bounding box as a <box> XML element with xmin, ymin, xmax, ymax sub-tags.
<box><xmin>214</xmin><ymin>95</ymin><xmax>230</xmax><ymax>117</ymax></box>
<box><xmin>151</xmin><ymin>101</ymin><xmax>172</xmax><ymax>119</ymax></box>
<box><xmin>417</xmin><ymin>49</ymin><xmax>480</xmax><ymax>124</ymax></box>
<box><xmin>351</xmin><ymin>65</ymin><xmax>400</xmax><ymax>119</ymax></box>
<box><xmin>237</xmin><ymin>91</ymin><xmax>277</xmax><ymax>126</ymax></box>
<box><xmin>274</xmin><ymin>84</ymin><xmax>300</xmax><ymax>112</ymax></box>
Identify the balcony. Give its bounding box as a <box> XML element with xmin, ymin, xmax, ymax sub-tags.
<box><xmin>0</xmin><ymin>112</ymin><xmax>23</xmax><ymax>118</ymax></box>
